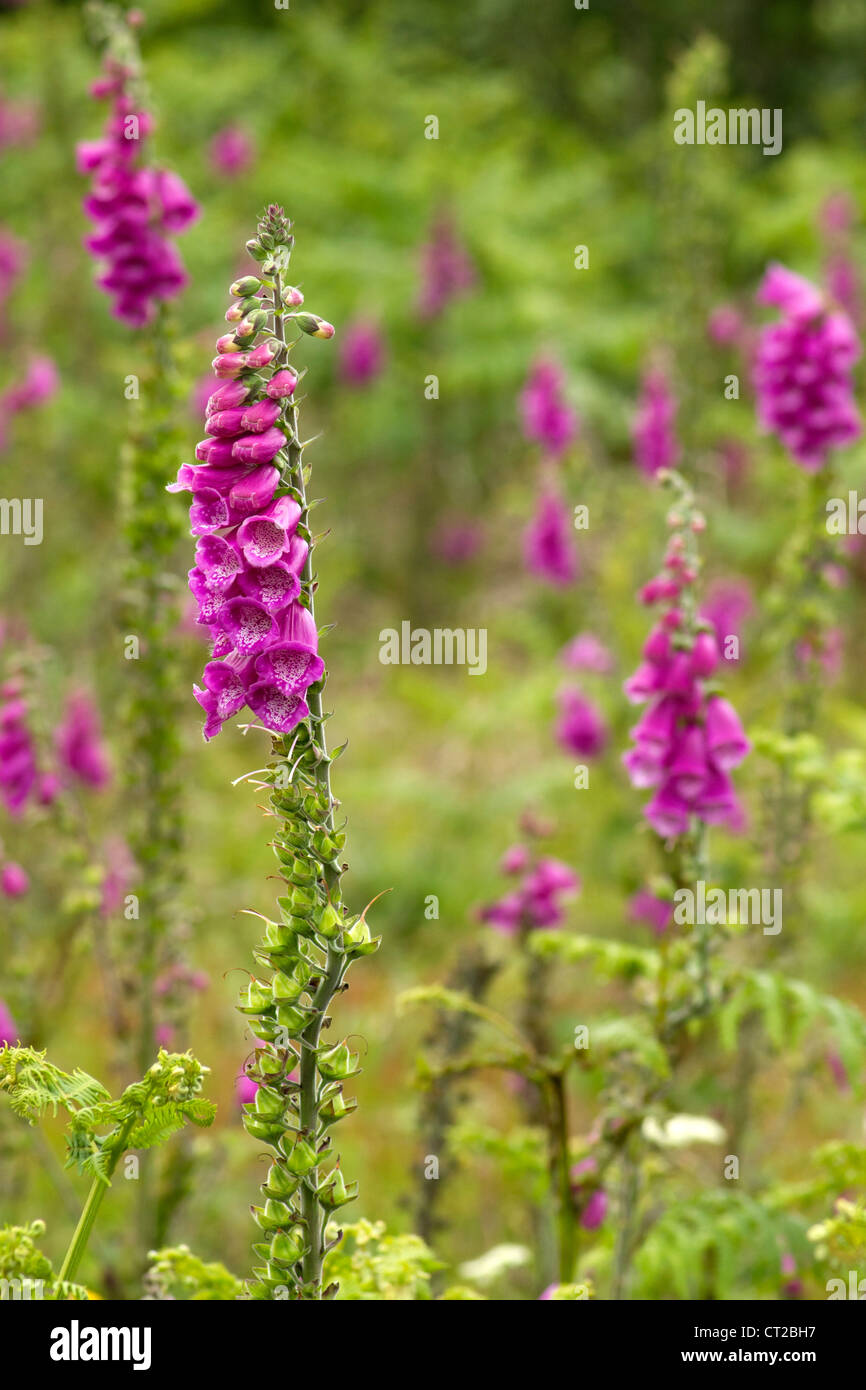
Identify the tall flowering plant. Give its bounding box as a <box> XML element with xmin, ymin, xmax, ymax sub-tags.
<box><xmin>77</xmin><ymin>8</ymin><xmax>198</xmax><ymax>327</ymax></box>
<box><xmin>171</xmin><ymin>206</ymin><xmax>380</xmax><ymax>1300</ymax></box>
<box><xmin>622</xmin><ymin>476</ymin><xmax>750</xmax><ymax>842</ymax></box>
<box><xmin>753</xmin><ymin>263</ymin><xmax>861</xmax><ymax>909</ymax></box>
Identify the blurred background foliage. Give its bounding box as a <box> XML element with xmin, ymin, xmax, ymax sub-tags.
<box><xmin>1</xmin><ymin>0</ymin><xmax>866</xmax><ymax>1298</ymax></box>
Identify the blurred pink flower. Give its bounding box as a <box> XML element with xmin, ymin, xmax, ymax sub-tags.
<box><xmin>100</xmin><ymin>837</ymin><xmax>136</xmax><ymax>917</ymax></box>
<box><xmin>555</xmin><ymin>687</ymin><xmax>607</xmax><ymax>758</ymax></box>
<box><xmin>700</xmin><ymin>579</ymin><xmax>753</xmax><ymax>665</ymax></box>
<box><xmin>0</xmin><ymin>998</ymin><xmax>17</xmax><ymax>1046</ymax></box>
<box><xmin>209</xmin><ymin>125</ymin><xmax>255</xmax><ymax>178</ymax></box>
<box><xmin>629</xmin><ymin>888</ymin><xmax>672</xmax><ymax>936</ymax></box>
<box><xmin>429</xmin><ymin>516</ymin><xmax>483</xmax><ymax>565</ymax></box>
<box><xmin>55</xmin><ymin>690</ymin><xmax>111</xmax><ymax>790</ymax></box>
<box><xmin>633</xmin><ymin>364</ymin><xmax>679</xmax><ymax>478</ymax></box>
<box><xmin>338</xmin><ymin>318</ymin><xmax>385</xmax><ymax>387</ymax></box>
<box><xmin>416</xmin><ymin>214</ymin><xmax>476</xmax><ymax>319</ymax></box>
<box><xmin>524</xmin><ymin>490</ymin><xmax>577</xmax><ymax>587</ymax></box>
<box><xmin>1</xmin><ymin>861</ymin><xmax>29</xmax><ymax>897</ymax></box>
<box><xmin>560</xmin><ymin>632</ymin><xmax>613</xmax><ymax>674</ymax></box>
<box><xmin>520</xmin><ymin>357</ymin><xmax>578</xmax><ymax>459</ymax></box>
<box><xmin>0</xmin><ymin>96</ymin><xmax>39</xmax><ymax>150</ymax></box>
<box><xmin>708</xmin><ymin>304</ymin><xmax>745</xmax><ymax>346</ymax></box>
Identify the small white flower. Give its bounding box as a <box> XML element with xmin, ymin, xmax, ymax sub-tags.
<box><xmin>458</xmin><ymin>1244</ymin><xmax>531</xmax><ymax>1284</ymax></box>
<box><xmin>642</xmin><ymin>1113</ymin><xmax>727</xmax><ymax>1148</ymax></box>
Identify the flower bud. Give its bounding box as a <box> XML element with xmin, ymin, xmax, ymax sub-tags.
<box><xmin>215</xmin><ymin>332</ymin><xmax>244</xmax><ymax>354</ymax></box>
<box><xmin>237</xmin><ymin>309</ymin><xmax>270</xmax><ymax>340</ymax></box>
<box><xmin>212</xmin><ymin>353</ymin><xmax>249</xmax><ymax>378</ymax></box>
<box><xmin>245</xmin><ymin>340</ymin><xmax>279</xmax><ymax>369</ymax></box>
<box><xmin>245</xmin><ymin>239</ymin><xmax>269</xmax><ymax>262</ymax></box>
<box><xmin>265</xmin><ymin>368</ymin><xmax>298</xmax><ymax>400</ymax></box>
<box><xmin>231</xmin><ymin>275</ymin><xmax>263</xmax><ymax>298</ymax></box>
<box><xmin>282</xmin><ymin>285</ymin><xmax>304</xmax><ymax>307</ymax></box>
<box><xmin>291</xmin><ymin>312</ymin><xmax>335</xmax><ymax>339</ymax></box>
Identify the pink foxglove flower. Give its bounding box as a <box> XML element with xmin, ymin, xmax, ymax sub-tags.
<box><xmin>523</xmin><ymin>490</ymin><xmax>577</xmax><ymax>587</ymax></box>
<box><xmin>209</xmin><ymin>124</ymin><xmax>255</xmax><ymax>178</ymax></box>
<box><xmin>560</xmin><ymin>632</ymin><xmax>612</xmax><ymax>674</ymax></box>
<box><xmin>629</xmin><ymin>887</ymin><xmax>672</xmax><ymax>935</ymax></box>
<box><xmin>754</xmin><ymin>263</ymin><xmax>861</xmax><ymax>470</ymax></box>
<box><xmin>555</xmin><ymin>687</ymin><xmax>608</xmax><ymax>758</ymax></box>
<box><xmin>55</xmin><ymin>690</ymin><xmax>111</xmax><ymax>789</ymax></box>
<box><xmin>707</xmin><ymin>303</ymin><xmax>745</xmax><ymax>346</ymax></box>
<box><xmin>338</xmin><ymin>319</ymin><xmax>385</xmax><ymax>387</ymax></box>
<box><xmin>0</xmin><ymin>683</ymin><xmax>37</xmax><ymax>815</ymax></box>
<box><xmin>479</xmin><ymin>849</ymin><xmax>580</xmax><ymax>935</ymax></box>
<box><xmin>520</xmin><ymin>357</ymin><xmax>578</xmax><ymax>459</ymax></box>
<box><xmin>0</xmin><ymin>95</ymin><xmax>39</xmax><ymax>150</ymax></box>
<box><xmin>700</xmin><ymin>579</ymin><xmax>753</xmax><ymax>665</ymax></box>
<box><xmin>172</xmin><ymin>212</ymin><xmax>332</xmax><ymax>740</ymax></box>
<box><xmin>0</xmin><ymin>998</ymin><xmax>17</xmax><ymax>1046</ymax></box>
<box><xmin>622</xmin><ymin>488</ymin><xmax>750</xmax><ymax>839</ymax></box>
<box><xmin>819</xmin><ymin>192</ymin><xmax>860</xmax><ymax>325</ymax></box>
<box><xmin>77</xmin><ymin>49</ymin><xmax>199</xmax><ymax>327</ymax></box>
<box><xmin>0</xmin><ymin>861</ymin><xmax>28</xmax><ymax>897</ymax></box>
<box><xmin>632</xmin><ymin>364</ymin><xmax>679</xmax><ymax>478</ymax></box>
<box><xmin>429</xmin><ymin>516</ymin><xmax>483</xmax><ymax>565</ymax></box>
<box><xmin>416</xmin><ymin>213</ymin><xmax>476</xmax><ymax>319</ymax></box>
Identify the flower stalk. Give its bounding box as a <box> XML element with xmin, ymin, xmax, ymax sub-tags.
<box><xmin>172</xmin><ymin>207</ymin><xmax>378</xmax><ymax>1299</ymax></box>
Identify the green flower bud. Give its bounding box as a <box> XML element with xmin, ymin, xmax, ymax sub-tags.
<box><xmin>231</xmin><ymin>275</ymin><xmax>263</xmax><ymax>297</ymax></box>
<box><xmin>290</xmin><ymin>312</ymin><xmax>336</xmax><ymax>340</ymax></box>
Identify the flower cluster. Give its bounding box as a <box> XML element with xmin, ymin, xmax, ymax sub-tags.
<box><xmin>754</xmin><ymin>263</ymin><xmax>861</xmax><ymax>471</ymax></box>
<box><xmin>520</xmin><ymin>357</ymin><xmax>578</xmax><ymax>459</ymax></box>
<box><xmin>169</xmin><ymin>209</ymin><xmax>334</xmax><ymax>741</ymax></box>
<box><xmin>77</xmin><ymin>53</ymin><xmax>199</xmax><ymax>327</ymax></box>
<box><xmin>622</xmin><ymin>477</ymin><xmax>750</xmax><ymax>839</ymax></box>
<box><xmin>632</xmin><ymin>364</ymin><xmax>679</xmax><ymax>478</ymax></box>
<box><xmin>479</xmin><ymin>845</ymin><xmax>580</xmax><ymax>934</ymax></box>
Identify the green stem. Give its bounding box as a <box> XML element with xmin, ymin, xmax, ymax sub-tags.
<box><xmin>550</xmin><ymin>1072</ymin><xmax>576</xmax><ymax>1283</ymax></box>
<box><xmin>57</xmin><ymin>1117</ymin><xmax>135</xmax><ymax>1285</ymax></box>
<box><xmin>272</xmin><ymin>267</ymin><xmax>345</xmax><ymax>1298</ymax></box>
